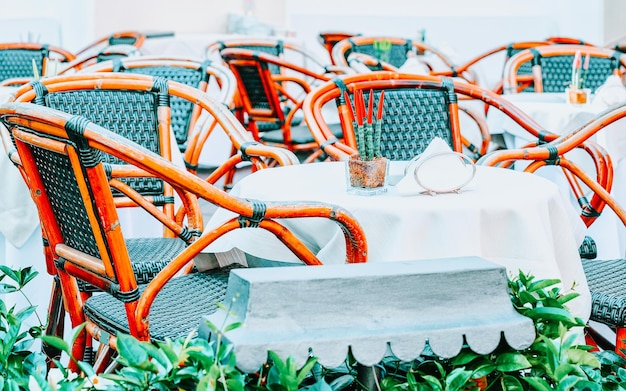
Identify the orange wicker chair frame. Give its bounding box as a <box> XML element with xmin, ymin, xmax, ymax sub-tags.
<box><xmin>220</xmin><ymin>47</ymin><xmax>342</xmax><ymax>162</ymax></box>
<box><xmin>76</xmin><ymin>57</ymin><xmax>237</xmax><ymax>159</ymax></box>
<box><xmin>206</xmin><ymin>37</ymin><xmax>339</xmax><ymax>77</ymax></box>
<box><xmin>502</xmin><ymin>44</ymin><xmax>626</xmax><ymax>94</ymax></box>
<box><xmin>0</xmin><ymin>42</ymin><xmax>76</xmax><ymax>85</ymax></box>
<box><xmin>330</xmin><ymin>36</ymin><xmax>455</xmax><ymax>73</ymax></box>
<box><xmin>0</xmin><ymin>102</ymin><xmax>367</xmax><ymax>370</ymax></box>
<box><xmin>318</xmin><ymin>31</ymin><xmax>361</xmax><ymax>65</ymax></box>
<box><xmin>478</xmin><ymin>102</ymin><xmax>626</xmax><ymax>355</ymax></box>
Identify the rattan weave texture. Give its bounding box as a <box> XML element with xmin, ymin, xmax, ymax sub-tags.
<box><xmin>122</xmin><ymin>66</ymin><xmax>202</xmax><ymax>147</ymax></box>
<box><xmin>582</xmin><ymin>258</ymin><xmax>626</xmax><ymax>328</ymax></box>
<box><xmin>0</xmin><ymin>49</ymin><xmax>45</xmax><ymax>81</ymax></box>
<box><xmin>353</xmin><ymin>88</ymin><xmax>453</xmax><ymax>161</ymax></box>
<box><xmin>540</xmin><ymin>56</ymin><xmax>614</xmax><ymax>92</ymax></box>
<box><xmin>83</xmin><ymin>265</ymin><xmax>239</xmax><ymax>341</ymax></box>
<box><xmin>44</xmin><ymin>90</ymin><xmax>164</xmax><ymax>196</ymax></box>
<box><xmin>31</xmin><ymin>144</ymin><xmax>101</xmax><ymax>259</ymax></box>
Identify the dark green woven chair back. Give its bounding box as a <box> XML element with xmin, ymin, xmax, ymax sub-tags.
<box><xmin>540</xmin><ymin>55</ymin><xmax>614</xmax><ymax>92</ymax></box>
<box><xmin>0</xmin><ymin>48</ymin><xmax>45</xmax><ymax>81</ymax></box>
<box><xmin>29</xmin><ymin>141</ymin><xmax>102</xmax><ymax>260</ymax></box>
<box><xmin>348</xmin><ymin>88</ymin><xmax>454</xmax><ymax>161</ymax></box>
<box><xmin>345</xmin><ymin>40</ymin><xmax>411</xmax><ymax>68</ymax></box>
<box><xmin>36</xmin><ymin>89</ymin><xmax>164</xmax><ymax>196</ymax></box>
<box><xmin>119</xmin><ymin>66</ymin><xmax>204</xmax><ymax>148</ymax></box>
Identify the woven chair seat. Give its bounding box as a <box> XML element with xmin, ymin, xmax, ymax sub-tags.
<box><xmin>126</xmin><ymin>237</ymin><xmax>187</xmax><ymax>284</ymax></box>
<box><xmin>260</xmin><ymin>123</ymin><xmax>343</xmax><ymax>145</ymax></box>
<box><xmin>83</xmin><ymin>265</ymin><xmax>240</xmax><ymax>341</ymax></box>
<box><xmin>77</xmin><ymin>237</ymin><xmax>187</xmax><ymax>292</ymax></box>
<box><xmin>581</xmin><ymin>258</ymin><xmax>626</xmax><ymax>328</ymax></box>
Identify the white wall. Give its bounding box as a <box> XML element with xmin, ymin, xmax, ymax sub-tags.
<box><xmin>0</xmin><ymin>0</ymin><xmax>94</xmax><ymax>51</ymax></box>
<box><xmin>285</xmin><ymin>0</ymin><xmax>607</xmax><ymax>64</ymax></box>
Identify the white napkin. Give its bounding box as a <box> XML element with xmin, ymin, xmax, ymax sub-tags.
<box><xmin>395</xmin><ymin>137</ymin><xmax>451</xmax><ymax>195</ymax></box>
<box><xmin>593</xmin><ymin>74</ymin><xmax>626</xmax><ymax>107</ymax></box>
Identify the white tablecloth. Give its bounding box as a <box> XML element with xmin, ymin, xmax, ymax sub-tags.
<box><xmin>487</xmin><ymin>92</ymin><xmax>626</xmax><ymax>260</ymax></box>
<box><xmin>203</xmin><ymin>161</ymin><xmax>590</xmax><ymax>321</ymax></box>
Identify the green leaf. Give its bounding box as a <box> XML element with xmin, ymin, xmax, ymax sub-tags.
<box><xmin>296</xmin><ymin>357</ymin><xmax>318</xmax><ymax>385</ymax></box>
<box><xmin>444</xmin><ymin>368</ymin><xmax>473</xmax><ymax>391</ymax></box>
<box><xmin>494</xmin><ymin>352</ymin><xmax>531</xmax><ymax>372</ymax></box>
<box><xmin>0</xmin><ymin>266</ymin><xmax>19</xmax><ymax>283</ymax></box>
<box><xmin>223</xmin><ymin>321</ymin><xmax>243</xmax><ymax>333</ymax></box>
<box><xmin>523</xmin><ymin>376</ymin><xmax>553</xmax><ymax>391</ymax></box>
<box><xmin>566</xmin><ymin>349</ymin><xmax>600</xmax><ymax>368</ymax></box>
<box><xmin>40</xmin><ymin>335</ymin><xmax>69</xmax><ymax>355</ymax></box>
<box><xmin>528</xmin><ymin>278</ymin><xmax>562</xmax><ymax>292</ymax></box>
<box><xmin>116</xmin><ymin>333</ymin><xmax>150</xmax><ymax>368</ymax></box>
<box><xmin>526</xmin><ymin>307</ymin><xmax>577</xmax><ymax>324</ymax></box>
<box><xmin>500</xmin><ymin>374</ymin><xmax>525</xmax><ymax>391</ymax></box>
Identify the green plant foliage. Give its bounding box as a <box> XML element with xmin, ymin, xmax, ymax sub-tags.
<box><xmin>7</xmin><ymin>265</ymin><xmax>626</xmax><ymax>390</ymax></box>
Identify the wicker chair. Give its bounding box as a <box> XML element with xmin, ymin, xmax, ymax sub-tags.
<box><xmin>8</xmin><ymin>73</ymin><xmax>298</xmax><ymax>364</ymax></box>
<box><xmin>77</xmin><ymin>57</ymin><xmax>237</xmax><ymax>161</ymax></box>
<box><xmin>0</xmin><ymin>42</ymin><xmax>76</xmax><ymax>85</ymax></box>
<box><xmin>220</xmin><ymin>47</ymin><xmax>345</xmax><ymax>162</ymax></box>
<box><xmin>64</xmin><ymin>30</ymin><xmax>148</xmax><ymax>72</ymax></box>
<box><xmin>330</xmin><ymin>35</ymin><xmax>455</xmax><ymax>74</ymax></box>
<box><xmin>479</xmin><ymin>101</ymin><xmax>626</xmax><ymax>355</ymax></box>
<box><xmin>502</xmin><ymin>44</ymin><xmax>626</xmax><ymax>94</ymax></box>
<box><xmin>318</xmin><ymin>31</ymin><xmax>360</xmax><ymax>65</ymax></box>
<box><xmin>303</xmin><ymin>72</ymin><xmax>544</xmax><ymax>162</ymax></box>
<box><xmin>0</xmin><ymin>101</ymin><xmax>367</xmax><ymax>371</ymax></box>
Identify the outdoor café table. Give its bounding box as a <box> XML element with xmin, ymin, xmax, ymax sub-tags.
<box><xmin>201</xmin><ymin>161</ymin><xmax>591</xmax><ymax>321</ymax></box>
<box><xmin>487</xmin><ymin>92</ymin><xmax>626</xmax><ymax>260</ymax></box>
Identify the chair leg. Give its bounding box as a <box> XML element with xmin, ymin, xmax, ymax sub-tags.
<box><xmin>616</xmin><ymin>327</ymin><xmax>626</xmax><ymax>357</ymax></box>
<box><xmin>584</xmin><ymin>324</ymin><xmax>615</xmax><ymax>352</ymax></box>
<box><xmin>43</xmin><ymin>277</ymin><xmax>65</xmax><ymax>368</ymax></box>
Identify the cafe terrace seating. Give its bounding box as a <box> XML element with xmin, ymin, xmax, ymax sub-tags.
<box><xmin>479</xmin><ymin>101</ymin><xmax>626</xmax><ymax>353</ymax></box>
<box><xmin>219</xmin><ymin>47</ymin><xmax>344</xmax><ymax>162</ymax></box>
<box><xmin>0</xmin><ymin>101</ymin><xmax>367</xmax><ymax>370</ymax></box>
<box><xmin>0</xmin><ymin>42</ymin><xmax>76</xmax><ymax>86</ymax></box>
<box><xmin>502</xmin><ymin>44</ymin><xmax>626</xmax><ymax>94</ymax></box>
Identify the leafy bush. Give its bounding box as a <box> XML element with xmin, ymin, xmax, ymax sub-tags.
<box><xmin>3</xmin><ymin>266</ymin><xmax>626</xmax><ymax>390</ymax></box>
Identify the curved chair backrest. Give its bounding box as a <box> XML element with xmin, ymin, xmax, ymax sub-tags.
<box><xmin>74</xmin><ymin>30</ymin><xmax>146</xmax><ymax>58</ymax></box>
<box><xmin>0</xmin><ymin>43</ymin><xmax>76</xmax><ymax>84</ymax></box>
<box><xmin>503</xmin><ymin>44</ymin><xmax>626</xmax><ymax>94</ymax></box>
<box><xmin>207</xmin><ymin>37</ymin><xmax>331</xmax><ymax>76</ymax></box>
<box><xmin>78</xmin><ymin>57</ymin><xmax>237</xmax><ymax>153</ymax></box>
<box><xmin>304</xmin><ymin>71</ymin><xmax>553</xmax><ymax>162</ymax></box>
<box><xmin>331</xmin><ymin>36</ymin><xmax>455</xmax><ymax>72</ymax></box>
<box><xmin>318</xmin><ymin>31</ymin><xmax>360</xmax><ymax>65</ymax></box>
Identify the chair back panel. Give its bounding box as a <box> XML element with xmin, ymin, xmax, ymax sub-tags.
<box><xmin>41</xmin><ymin>89</ymin><xmax>164</xmax><ymax>196</ymax></box>
<box><xmin>353</xmin><ymin>88</ymin><xmax>453</xmax><ymax>160</ymax></box>
<box><xmin>345</xmin><ymin>40</ymin><xmax>410</xmax><ymax>68</ymax></box>
<box><xmin>29</xmin><ymin>142</ymin><xmax>102</xmax><ymax>259</ymax></box>
<box><xmin>120</xmin><ymin>66</ymin><xmax>202</xmax><ymax>146</ymax></box>
<box><xmin>540</xmin><ymin>55</ymin><xmax>614</xmax><ymax>92</ymax></box>
<box><xmin>0</xmin><ymin>49</ymin><xmax>45</xmax><ymax>81</ymax></box>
